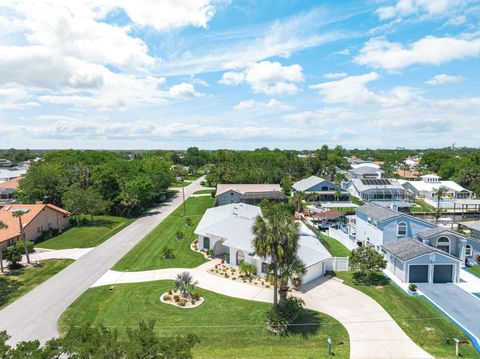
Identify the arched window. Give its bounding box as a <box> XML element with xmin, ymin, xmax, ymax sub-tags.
<box><xmin>466</xmin><ymin>244</ymin><xmax>473</xmax><ymax>257</ymax></box>
<box><xmin>437</xmin><ymin>237</ymin><xmax>450</xmax><ymax>253</ymax></box>
<box><xmin>397</xmin><ymin>222</ymin><xmax>407</xmax><ymax>236</ymax></box>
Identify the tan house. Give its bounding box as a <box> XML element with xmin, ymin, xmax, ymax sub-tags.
<box><xmin>0</xmin><ymin>204</ymin><xmax>70</xmax><ymax>250</ymax></box>
<box><xmin>215</xmin><ymin>184</ymin><xmax>287</xmax><ymax>206</ymax></box>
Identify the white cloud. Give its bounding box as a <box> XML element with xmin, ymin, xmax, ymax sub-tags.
<box><xmin>234</xmin><ymin>98</ymin><xmax>291</xmax><ymax>111</ymax></box>
<box><xmin>168</xmin><ymin>82</ymin><xmax>201</xmax><ymax>99</ymax></box>
<box><xmin>426</xmin><ymin>74</ymin><xmax>465</xmax><ymax>85</ymax></box>
<box><xmin>323</xmin><ymin>72</ymin><xmax>347</xmax><ymax>79</ymax></box>
<box><xmin>354</xmin><ymin>36</ymin><xmax>480</xmax><ymax>70</ymax></box>
<box><xmin>220</xmin><ymin>61</ymin><xmax>304</xmax><ymax>95</ymax></box>
<box><xmin>376</xmin><ymin>0</ymin><xmax>461</xmax><ymax>20</ymax></box>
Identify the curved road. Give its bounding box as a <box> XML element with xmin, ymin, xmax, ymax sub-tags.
<box><xmin>0</xmin><ymin>177</ymin><xmax>206</xmax><ymax>344</ymax></box>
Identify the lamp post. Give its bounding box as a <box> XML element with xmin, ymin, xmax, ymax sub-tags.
<box><xmin>454</xmin><ymin>338</ymin><xmax>460</xmax><ymax>356</ymax></box>
<box><xmin>327</xmin><ymin>337</ymin><xmax>332</xmax><ymax>356</ymax></box>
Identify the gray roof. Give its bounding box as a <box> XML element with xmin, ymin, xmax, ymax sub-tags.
<box><xmin>460</xmin><ymin>221</ymin><xmax>480</xmax><ymax>232</ymax></box>
<box><xmin>349</xmin><ymin>166</ymin><xmax>384</xmax><ymax>176</ymax></box>
<box><xmin>383</xmin><ymin>237</ymin><xmax>460</xmax><ymax>262</ymax></box>
<box><xmin>348</xmin><ymin>178</ymin><xmax>405</xmax><ymax>193</ymax></box>
<box><xmin>417</xmin><ymin>227</ymin><xmax>450</xmax><ymax>238</ymax></box>
<box><xmin>292</xmin><ymin>175</ymin><xmax>326</xmax><ymax>192</ymax></box>
<box><xmin>357</xmin><ymin>202</ymin><xmax>402</xmax><ymax>221</ymax></box>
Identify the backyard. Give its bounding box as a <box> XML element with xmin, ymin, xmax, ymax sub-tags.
<box><xmin>335</xmin><ymin>271</ymin><xmax>479</xmax><ymax>358</ymax></box>
<box><xmin>59</xmin><ymin>280</ymin><xmax>349</xmax><ymax>358</ymax></box>
<box><xmin>35</xmin><ymin>215</ymin><xmax>134</xmax><ymax>250</ymax></box>
<box><xmin>0</xmin><ymin>259</ymin><xmax>73</xmax><ymax>309</ymax></box>
<box><xmin>319</xmin><ymin>233</ymin><xmax>351</xmax><ymax>257</ymax></box>
<box><xmin>113</xmin><ymin>196</ymin><xmax>215</xmax><ymax>271</ymax></box>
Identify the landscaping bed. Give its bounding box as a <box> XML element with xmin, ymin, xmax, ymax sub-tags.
<box><xmin>207</xmin><ymin>262</ymin><xmax>273</xmax><ymax>289</ymax></box>
<box><xmin>335</xmin><ymin>271</ymin><xmax>479</xmax><ymax>358</ymax></box>
<box><xmin>0</xmin><ymin>259</ymin><xmax>73</xmax><ymax>309</ymax></box>
<box><xmin>35</xmin><ymin>215</ymin><xmax>133</xmax><ymax>249</ymax></box>
<box><xmin>113</xmin><ymin>197</ymin><xmax>215</xmax><ymax>271</ymax></box>
<box><xmin>59</xmin><ymin>280</ymin><xmax>349</xmax><ymax>358</ymax></box>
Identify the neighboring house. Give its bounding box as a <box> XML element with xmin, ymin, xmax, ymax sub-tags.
<box><xmin>458</xmin><ymin>221</ymin><xmax>480</xmax><ymax>241</ymax></box>
<box><xmin>0</xmin><ymin>165</ymin><xmax>28</xmax><ymax>183</ymax></box>
<box><xmin>395</xmin><ymin>168</ymin><xmax>420</xmax><ymax>181</ymax></box>
<box><xmin>348</xmin><ymin>165</ymin><xmax>385</xmax><ymax>180</ymax></box>
<box><xmin>0</xmin><ymin>159</ymin><xmax>12</xmax><ymax>167</ymax></box>
<box><xmin>346</xmin><ymin>178</ymin><xmax>412</xmax><ymax>211</ymax></box>
<box><xmin>383</xmin><ymin>237</ymin><xmax>461</xmax><ymax>284</ymax></box>
<box><xmin>310</xmin><ymin>210</ymin><xmax>345</xmax><ymax>230</ymax></box>
<box><xmin>215</xmin><ymin>184</ymin><xmax>286</xmax><ymax>206</ymax></box>
<box><xmin>402</xmin><ymin>174</ymin><xmax>474</xmax><ymax>201</ymax></box>
<box><xmin>345</xmin><ymin>156</ymin><xmax>369</xmax><ymax>166</ymax></box>
<box><xmin>0</xmin><ymin>177</ymin><xmax>23</xmax><ymax>204</ymax></box>
<box><xmin>194</xmin><ymin>203</ymin><xmax>333</xmax><ymax>284</ymax></box>
<box><xmin>292</xmin><ymin>175</ymin><xmax>350</xmax><ymax>202</ymax></box>
<box><xmin>354</xmin><ymin>202</ymin><xmax>479</xmax><ymax>280</ymax></box>
<box><xmin>0</xmin><ymin>204</ymin><xmax>70</xmax><ymax>250</ymax></box>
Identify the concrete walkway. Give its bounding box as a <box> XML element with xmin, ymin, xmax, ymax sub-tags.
<box><xmin>93</xmin><ymin>261</ymin><xmax>432</xmax><ymax>359</ymax></box>
<box><xmin>0</xmin><ymin>177</ymin><xmax>205</xmax><ymax>344</ymax></box>
<box><xmin>1</xmin><ymin>248</ymin><xmax>93</xmax><ymax>269</ymax></box>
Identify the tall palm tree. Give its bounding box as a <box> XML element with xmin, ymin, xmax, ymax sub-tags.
<box><xmin>12</xmin><ymin>209</ymin><xmax>30</xmax><ymax>264</ymax></box>
<box><xmin>291</xmin><ymin>191</ymin><xmax>304</xmax><ymax>213</ymax></box>
<box><xmin>435</xmin><ymin>186</ymin><xmax>449</xmax><ymax>223</ymax></box>
<box><xmin>0</xmin><ymin>220</ymin><xmax>7</xmax><ymax>272</ymax></box>
<box><xmin>278</xmin><ymin>255</ymin><xmax>306</xmax><ymax>301</ymax></box>
<box><xmin>252</xmin><ymin>206</ymin><xmax>300</xmax><ymax>307</ymax></box>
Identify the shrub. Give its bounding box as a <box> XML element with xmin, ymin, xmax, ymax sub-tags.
<box><xmin>160</xmin><ymin>247</ymin><xmax>175</xmax><ymax>259</ymax></box>
<box><xmin>175</xmin><ymin>231</ymin><xmax>185</xmax><ymax>240</ymax></box>
<box><xmin>173</xmin><ymin>295</ymin><xmax>180</xmax><ymax>302</ymax></box>
<box><xmin>14</xmin><ymin>240</ymin><xmax>34</xmax><ymax>253</ymax></box>
<box><xmin>164</xmin><ymin>294</ymin><xmax>172</xmax><ymax>301</ymax></box>
<box><xmin>277</xmin><ymin>296</ymin><xmax>305</xmax><ymax>323</ymax></box>
<box><xmin>4</xmin><ymin>245</ymin><xmax>22</xmax><ymax>268</ymax></box>
<box><xmin>192</xmin><ymin>292</ymin><xmax>201</xmax><ymax>301</ymax></box>
<box><xmin>265</xmin><ymin>308</ymin><xmax>289</xmax><ymax>336</ymax></box>
<box><xmin>349</xmin><ymin>247</ymin><xmax>387</xmax><ymax>284</ymax></box>
<box><xmin>179</xmin><ymin>299</ymin><xmax>188</xmax><ymax>307</ymax></box>
<box><xmin>239</xmin><ymin>262</ymin><xmax>257</xmax><ymax>278</ymax></box>
<box><xmin>408</xmin><ymin>283</ymin><xmax>417</xmax><ymax>292</ymax></box>
<box><xmin>185</xmin><ymin>217</ymin><xmax>193</xmax><ymax>227</ymax></box>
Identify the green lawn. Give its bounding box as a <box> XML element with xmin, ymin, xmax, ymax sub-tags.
<box><xmin>59</xmin><ymin>281</ymin><xmax>349</xmax><ymax>358</ymax></box>
<box><xmin>319</xmin><ymin>234</ymin><xmax>351</xmax><ymax>257</ymax></box>
<box><xmin>412</xmin><ymin>199</ymin><xmax>435</xmax><ymax>213</ymax></box>
<box><xmin>36</xmin><ymin>215</ymin><xmax>134</xmax><ymax>249</ymax></box>
<box><xmin>351</xmin><ymin>197</ymin><xmax>365</xmax><ymax>206</ymax></box>
<box><xmin>193</xmin><ymin>189</ymin><xmax>214</xmax><ymax>195</ymax></box>
<box><xmin>113</xmin><ymin>197</ymin><xmax>214</xmax><ymax>271</ymax></box>
<box><xmin>467</xmin><ymin>266</ymin><xmax>480</xmax><ymax>277</ymax></box>
<box><xmin>335</xmin><ymin>272</ymin><xmax>479</xmax><ymax>358</ymax></box>
<box><xmin>1</xmin><ymin>259</ymin><xmax>73</xmax><ymax>309</ymax></box>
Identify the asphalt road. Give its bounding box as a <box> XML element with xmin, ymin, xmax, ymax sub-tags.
<box><xmin>0</xmin><ymin>178</ymin><xmax>205</xmax><ymax>344</ymax></box>
<box><xmin>417</xmin><ymin>283</ymin><xmax>480</xmax><ymax>344</ymax></box>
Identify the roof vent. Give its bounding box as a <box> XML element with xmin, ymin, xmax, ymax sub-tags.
<box><xmin>12</xmin><ymin>208</ymin><xmax>29</xmax><ymax>214</ymax></box>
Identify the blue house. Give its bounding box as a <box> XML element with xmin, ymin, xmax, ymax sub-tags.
<box><xmin>355</xmin><ymin>203</ymin><xmax>480</xmax><ymax>283</ymax></box>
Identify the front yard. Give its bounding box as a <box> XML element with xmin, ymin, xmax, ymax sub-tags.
<box><xmin>0</xmin><ymin>259</ymin><xmax>73</xmax><ymax>309</ymax></box>
<box><xmin>113</xmin><ymin>196</ymin><xmax>215</xmax><ymax>271</ymax></box>
<box><xmin>59</xmin><ymin>280</ymin><xmax>349</xmax><ymax>358</ymax></box>
<box><xmin>467</xmin><ymin>266</ymin><xmax>480</xmax><ymax>277</ymax></box>
<box><xmin>335</xmin><ymin>271</ymin><xmax>479</xmax><ymax>358</ymax></box>
<box><xmin>35</xmin><ymin>215</ymin><xmax>133</xmax><ymax>249</ymax></box>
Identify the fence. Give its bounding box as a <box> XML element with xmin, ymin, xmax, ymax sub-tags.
<box><xmin>325</xmin><ymin>257</ymin><xmax>349</xmax><ymax>272</ymax></box>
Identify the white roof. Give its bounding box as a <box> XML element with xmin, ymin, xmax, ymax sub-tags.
<box><xmin>405</xmin><ymin>180</ymin><xmax>469</xmax><ymax>193</ymax></box>
<box><xmin>0</xmin><ymin>169</ymin><xmax>27</xmax><ymax>181</ymax></box>
<box><xmin>351</xmin><ymin>163</ymin><xmax>380</xmax><ymax>169</ymax></box>
<box><xmin>195</xmin><ymin>203</ymin><xmax>331</xmax><ymax>267</ymax></box>
<box><xmin>292</xmin><ymin>175</ymin><xmax>325</xmax><ymax>192</ymax></box>
<box><xmin>215</xmin><ymin>183</ymin><xmax>282</xmax><ymax>197</ymax></box>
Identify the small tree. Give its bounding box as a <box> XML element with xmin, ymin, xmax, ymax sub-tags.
<box><xmin>12</xmin><ymin>209</ymin><xmax>30</xmax><ymax>264</ymax></box>
<box><xmin>239</xmin><ymin>262</ymin><xmax>257</xmax><ymax>278</ymax></box>
<box><xmin>349</xmin><ymin>246</ymin><xmax>386</xmax><ymax>284</ymax></box>
<box><xmin>175</xmin><ymin>231</ymin><xmax>185</xmax><ymax>240</ymax></box>
<box><xmin>4</xmin><ymin>246</ymin><xmax>22</xmax><ymax>269</ymax></box>
<box><xmin>435</xmin><ymin>186</ymin><xmax>449</xmax><ymax>223</ymax></box>
<box><xmin>175</xmin><ymin>272</ymin><xmax>198</xmax><ymax>299</ymax></box>
<box><xmin>185</xmin><ymin>217</ymin><xmax>193</xmax><ymax>227</ymax></box>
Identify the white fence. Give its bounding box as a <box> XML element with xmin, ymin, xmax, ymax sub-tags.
<box><xmin>325</xmin><ymin>257</ymin><xmax>349</xmax><ymax>272</ymax></box>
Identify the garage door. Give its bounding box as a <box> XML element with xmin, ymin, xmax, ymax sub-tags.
<box><xmin>433</xmin><ymin>265</ymin><xmax>453</xmax><ymax>283</ymax></box>
<box><xmin>409</xmin><ymin>265</ymin><xmax>429</xmax><ymax>283</ymax></box>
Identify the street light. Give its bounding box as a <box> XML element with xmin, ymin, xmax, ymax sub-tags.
<box><xmin>327</xmin><ymin>337</ymin><xmax>332</xmax><ymax>356</ymax></box>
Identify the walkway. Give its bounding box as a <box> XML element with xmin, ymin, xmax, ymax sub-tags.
<box><xmin>0</xmin><ymin>177</ymin><xmax>206</xmax><ymax>344</ymax></box>
<box><xmin>417</xmin><ymin>283</ymin><xmax>480</xmax><ymax>350</ymax></box>
<box><xmin>1</xmin><ymin>248</ymin><xmax>93</xmax><ymax>269</ymax></box>
<box><xmin>93</xmin><ymin>262</ymin><xmax>432</xmax><ymax>359</ymax></box>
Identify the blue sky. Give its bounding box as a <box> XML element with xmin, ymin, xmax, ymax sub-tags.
<box><xmin>0</xmin><ymin>0</ymin><xmax>479</xmax><ymax>150</ymax></box>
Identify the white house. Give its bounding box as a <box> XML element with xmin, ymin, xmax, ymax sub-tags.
<box><xmin>402</xmin><ymin>174</ymin><xmax>474</xmax><ymax>201</ymax></box>
<box><xmin>194</xmin><ymin>203</ymin><xmax>332</xmax><ymax>284</ymax></box>
<box><xmin>215</xmin><ymin>184</ymin><xmax>286</xmax><ymax>206</ymax></box>
<box><xmin>292</xmin><ymin>175</ymin><xmax>350</xmax><ymax>202</ymax></box>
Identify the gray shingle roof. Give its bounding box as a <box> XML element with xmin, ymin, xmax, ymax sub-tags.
<box><xmin>383</xmin><ymin>237</ymin><xmax>460</xmax><ymax>262</ymax></box>
<box><xmin>292</xmin><ymin>175</ymin><xmax>326</xmax><ymax>192</ymax></box>
<box><xmin>417</xmin><ymin>227</ymin><xmax>450</xmax><ymax>238</ymax></box>
<box><xmin>357</xmin><ymin>202</ymin><xmax>401</xmax><ymax>221</ymax></box>
<box><xmin>349</xmin><ymin>166</ymin><xmax>384</xmax><ymax>176</ymax></box>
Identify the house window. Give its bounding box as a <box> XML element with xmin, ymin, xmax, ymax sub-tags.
<box><xmin>203</xmin><ymin>237</ymin><xmax>210</xmax><ymax>250</ymax></box>
<box><xmin>322</xmin><ymin>186</ymin><xmax>328</xmax><ymax>191</ymax></box>
<box><xmin>261</xmin><ymin>262</ymin><xmax>269</xmax><ymax>273</ymax></box>
<box><xmin>37</xmin><ymin>226</ymin><xmax>43</xmax><ymax>234</ymax></box>
<box><xmin>466</xmin><ymin>244</ymin><xmax>473</xmax><ymax>257</ymax></box>
<box><xmin>367</xmin><ymin>217</ymin><xmax>372</xmax><ymax>224</ymax></box>
<box><xmin>397</xmin><ymin>222</ymin><xmax>407</xmax><ymax>237</ymax></box>
<box><xmin>437</xmin><ymin>237</ymin><xmax>450</xmax><ymax>253</ymax></box>
<box><xmin>236</xmin><ymin>250</ymin><xmax>245</xmax><ymax>265</ymax></box>
<box><xmin>48</xmin><ymin>223</ymin><xmax>52</xmax><ymax>228</ymax></box>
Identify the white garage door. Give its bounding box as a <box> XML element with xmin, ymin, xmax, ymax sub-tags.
<box><xmin>303</xmin><ymin>262</ymin><xmax>325</xmax><ymax>284</ymax></box>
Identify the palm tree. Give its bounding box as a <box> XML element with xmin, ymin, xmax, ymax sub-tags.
<box><xmin>278</xmin><ymin>255</ymin><xmax>306</xmax><ymax>301</ymax></box>
<box><xmin>435</xmin><ymin>186</ymin><xmax>449</xmax><ymax>223</ymax></box>
<box><xmin>252</xmin><ymin>206</ymin><xmax>300</xmax><ymax>307</ymax></box>
<box><xmin>0</xmin><ymin>220</ymin><xmax>7</xmax><ymax>273</ymax></box>
<box><xmin>175</xmin><ymin>271</ymin><xmax>198</xmax><ymax>299</ymax></box>
<box><xmin>291</xmin><ymin>191</ymin><xmax>304</xmax><ymax>213</ymax></box>
<box><xmin>12</xmin><ymin>209</ymin><xmax>30</xmax><ymax>264</ymax></box>
<box><xmin>334</xmin><ymin>190</ymin><xmax>342</xmax><ymax>203</ymax></box>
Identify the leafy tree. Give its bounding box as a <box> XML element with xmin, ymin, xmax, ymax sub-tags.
<box><xmin>4</xmin><ymin>246</ymin><xmax>22</xmax><ymax>269</ymax></box>
<box><xmin>63</xmin><ymin>184</ymin><xmax>107</xmax><ymax>225</ymax></box>
<box><xmin>349</xmin><ymin>247</ymin><xmax>386</xmax><ymax>284</ymax></box>
<box><xmin>252</xmin><ymin>204</ymin><xmax>300</xmax><ymax>307</ymax></box>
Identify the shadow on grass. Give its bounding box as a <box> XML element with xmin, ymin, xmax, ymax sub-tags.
<box><xmin>352</xmin><ymin>271</ymin><xmax>390</xmax><ymax>286</ymax></box>
<box><xmin>288</xmin><ymin>310</ymin><xmax>322</xmax><ymax>338</ymax></box>
<box><xmin>0</xmin><ymin>276</ymin><xmax>21</xmax><ymax>308</ymax></box>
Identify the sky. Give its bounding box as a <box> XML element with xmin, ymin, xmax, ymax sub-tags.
<box><xmin>0</xmin><ymin>0</ymin><xmax>479</xmax><ymax>150</ymax></box>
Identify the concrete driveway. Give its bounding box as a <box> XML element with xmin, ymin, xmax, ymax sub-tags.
<box><xmin>417</xmin><ymin>283</ymin><xmax>480</xmax><ymax>348</ymax></box>
<box><xmin>0</xmin><ymin>177</ymin><xmax>206</xmax><ymax>344</ymax></box>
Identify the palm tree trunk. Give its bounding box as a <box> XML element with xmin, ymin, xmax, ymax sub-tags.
<box><xmin>19</xmin><ymin>217</ymin><xmax>30</xmax><ymax>264</ymax></box>
<box><xmin>272</xmin><ymin>253</ymin><xmax>278</xmax><ymax>307</ymax></box>
<box><xmin>0</xmin><ymin>249</ymin><xmax>4</xmax><ymax>273</ymax></box>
